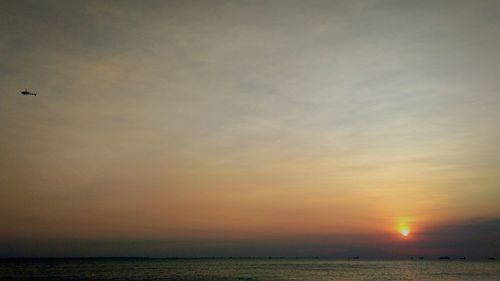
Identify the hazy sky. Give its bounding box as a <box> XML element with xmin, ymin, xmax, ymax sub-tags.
<box><xmin>1</xmin><ymin>0</ymin><xmax>499</xmax><ymax>258</ymax></box>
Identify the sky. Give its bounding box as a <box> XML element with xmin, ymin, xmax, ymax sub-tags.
<box><xmin>1</xmin><ymin>0</ymin><xmax>499</xmax><ymax>258</ymax></box>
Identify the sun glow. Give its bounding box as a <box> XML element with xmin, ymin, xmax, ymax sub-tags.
<box><xmin>396</xmin><ymin>217</ymin><xmax>412</xmax><ymax>238</ymax></box>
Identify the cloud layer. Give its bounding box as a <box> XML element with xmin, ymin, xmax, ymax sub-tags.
<box><xmin>1</xmin><ymin>0</ymin><xmax>499</xmax><ymax>257</ymax></box>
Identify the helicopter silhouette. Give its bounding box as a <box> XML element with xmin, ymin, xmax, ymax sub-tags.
<box><xmin>21</xmin><ymin>88</ymin><xmax>37</xmax><ymax>96</ymax></box>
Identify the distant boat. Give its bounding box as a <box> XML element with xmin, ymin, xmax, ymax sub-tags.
<box><xmin>418</xmin><ymin>257</ymin><xmax>425</xmax><ymax>260</ymax></box>
<box><xmin>351</xmin><ymin>256</ymin><xmax>360</xmax><ymax>260</ymax></box>
<box><xmin>439</xmin><ymin>256</ymin><xmax>450</xmax><ymax>260</ymax></box>
<box><xmin>459</xmin><ymin>257</ymin><xmax>466</xmax><ymax>260</ymax></box>
<box><xmin>488</xmin><ymin>257</ymin><xmax>496</xmax><ymax>260</ymax></box>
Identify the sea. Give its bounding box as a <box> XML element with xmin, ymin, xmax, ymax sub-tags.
<box><xmin>1</xmin><ymin>258</ymin><xmax>499</xmax><ymax>281</ymax></box>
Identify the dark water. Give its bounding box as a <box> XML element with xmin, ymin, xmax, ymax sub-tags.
<box><xmin>1</xmin><ymin>258</ymin><xmax>499</xmax><ymax>281</ymax></box>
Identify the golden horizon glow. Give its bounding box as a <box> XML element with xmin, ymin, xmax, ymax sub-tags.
<box><xmin>400</xmin><ymin>228</ymin><xmax>410</xmax><ymax>237</ymax></box>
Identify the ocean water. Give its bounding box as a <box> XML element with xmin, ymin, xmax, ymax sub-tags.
<box><xmin>1</xmin><ymin>258</ymin><xmax>499</xmax><ymax>281</ymax></box>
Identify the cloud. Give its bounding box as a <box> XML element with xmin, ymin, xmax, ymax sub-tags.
<box><xmin>2</xmin><ymin>219</ymin><xmax>498</xmax><ymax>258</ymax></box>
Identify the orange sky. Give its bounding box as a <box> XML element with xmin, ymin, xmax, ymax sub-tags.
<box><xmin>1</xmin><ymin>0</ymin><xmax>499</xmax><ymax>257</ymax></box>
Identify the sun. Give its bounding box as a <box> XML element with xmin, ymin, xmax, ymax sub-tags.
<box><xmin>396</xmin><ymin>217</ymin><xmax>412</xmax><ymax>238</ymax></box>
<box><xmin>400</xmin><ymin>228</ymin><xmax>410</xmax><ymax>237</ymax></box>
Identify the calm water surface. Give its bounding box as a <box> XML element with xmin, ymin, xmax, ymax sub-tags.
<box><xmin>1</xmin><ymin>258</ymin><xmax>499</xmax><ymax>281</ymax></box>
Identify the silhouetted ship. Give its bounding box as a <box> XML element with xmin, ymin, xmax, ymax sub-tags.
<box><xmin>459</xmin><ymin>257</ymin><xmax>466</xmax><ymax>260</ymax></box>
<box><xmin>439</xmin><ymin>256</ymin><xmax>450</xmax><ymax>260</ymax></box>
<box><xmin>351</xmin><ymin>256</ymin><xmax>360</xmax><ymax>260</ymax></box>
<box><xmin>418</xmin><ymin>257</ymin><xmax>425</xmax><ymax>260</ymax></box>
<box><xmin>488</xmin><ymin>257</ymin><xmax>496</xmax><ymax>260</ymax></box>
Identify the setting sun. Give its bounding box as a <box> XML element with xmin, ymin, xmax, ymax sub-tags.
<box><xmin>400</xmin><ymin>228</ymin><xmax>410</xmax><ymax>237</ymax></box>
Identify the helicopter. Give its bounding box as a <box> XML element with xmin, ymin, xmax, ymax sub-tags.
<box><xmin>21</xmin><ymin>88</ymin><xmax>37</xmax><ymax>96</ymax></box>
